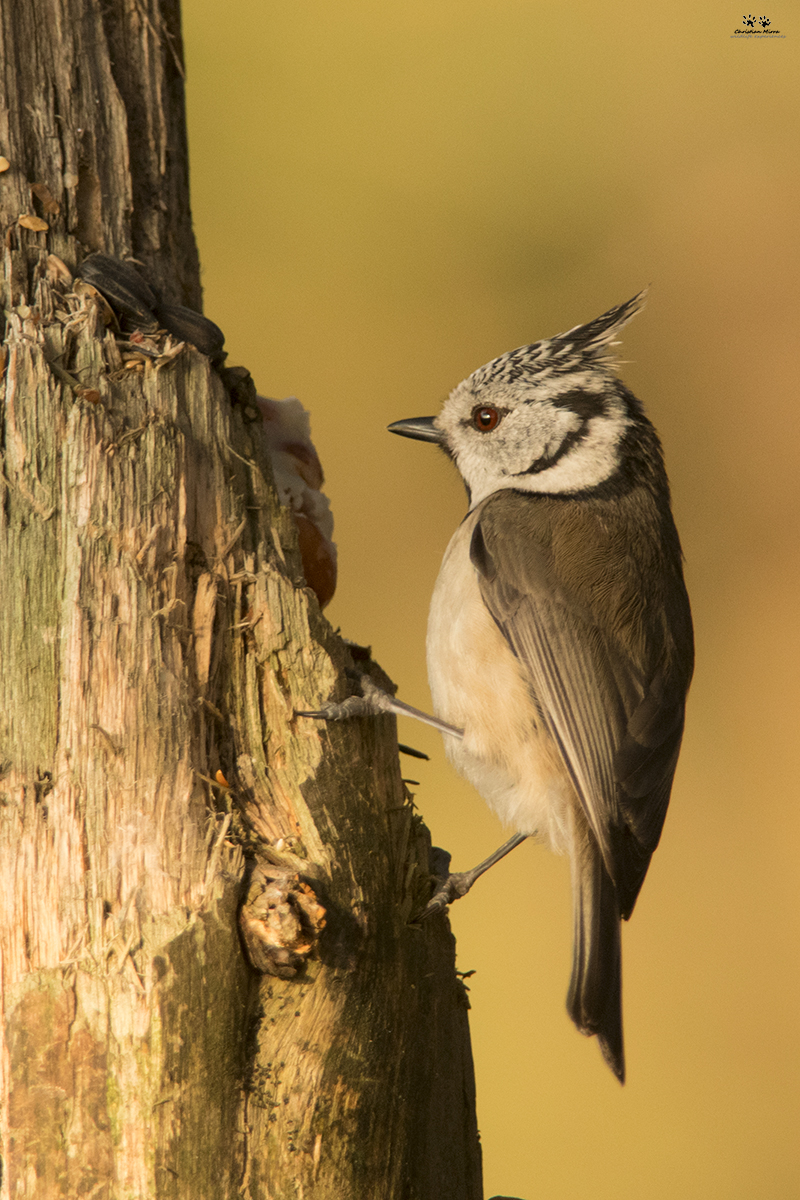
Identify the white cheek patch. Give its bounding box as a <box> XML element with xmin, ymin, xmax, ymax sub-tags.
<box><xmin>439</xmin><ymin>375</ymin><xmax>631</xmax><ymax>506</ymax></box>
<box><xmin>529</xmin><ymin>406</ymin><xmax>583</xmax><ymax>463</ymax></box>
<box><xmin>464</xmin><ymin>401</ymin><xmax>630</xmax><ymax>505</ymax></box>
<box><xmin>524</xmin><ymin>410</ymin><xmax>628</xmax><ymax>494</ymax></box>
<box><xmin>486</xmin><ymin>404</ymin><xmax>582</xmax><ymax>472</ymax></box>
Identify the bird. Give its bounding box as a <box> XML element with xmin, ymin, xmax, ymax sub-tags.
<box><xmin>383</xmin><ymin>291</ymin><xmax>695</xmax><ymax>1082</ymax></box>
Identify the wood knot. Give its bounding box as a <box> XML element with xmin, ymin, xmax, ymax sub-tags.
<box><xmin>238</xmin><ymin>863</ymin><xmax>326</xmax><ymax>978</ymax></box>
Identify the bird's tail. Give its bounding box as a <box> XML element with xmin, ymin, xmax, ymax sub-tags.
<box><xmin>567</xmin><ymin>833</ymin><xmax>625</xmax><ymax>1082</ymax></box>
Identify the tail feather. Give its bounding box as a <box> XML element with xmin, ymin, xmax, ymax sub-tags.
<box><xmin>567</xmin><ymin>836</ymin><xmax>625</xmax><ymax>1082</ymax></box>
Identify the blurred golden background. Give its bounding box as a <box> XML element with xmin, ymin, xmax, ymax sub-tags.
<box><xmin>182</xmin><ymin>3</ymin><xmax>799</xmax><ymax>1196</ymax></box>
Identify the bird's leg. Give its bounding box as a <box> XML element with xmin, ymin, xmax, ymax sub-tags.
<box><xmin>299</xmin><ymin>677</ymin><xmax>527</xmax><ymax>915</ymax></box>
<box><xmin>420</xmin><ymin>832</ymin><xmax>530</xmax><ymax>919</ymax></box>
<box><xmin>297</xmin><ymin>674</ymin><xmax>464</xmax><ymax>740</ymax></box>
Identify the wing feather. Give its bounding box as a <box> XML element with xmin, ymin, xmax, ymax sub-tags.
<box><xmin>472</xmin><ymin>490</ymin><xmax>693</xmax><ymax>918</ymax></box>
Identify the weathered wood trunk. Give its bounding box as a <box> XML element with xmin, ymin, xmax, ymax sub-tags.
<box><xmin>0</xmin><ymin>1</ymin><xmax>483</xmax><ymax>1196</ymax></box>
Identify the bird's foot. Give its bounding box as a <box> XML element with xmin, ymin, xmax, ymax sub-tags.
<box><xmin>416</xmin><ymin>833</ymin><xmax>531</xmax><ymax>920</ymax></box>
<box><xmin>297</xmin><ymin>675</ymin><xmax>463</xmax><ymax>739</ymax></box>
<box><xmin>419</xmin><ymin>870</ymin><xmax>479</xmax><ymax>918</ymax></box>
<box><xmin>296</xmin><ymin>676</ymin><xmax>400</xmax><ymax>722</ymax></box>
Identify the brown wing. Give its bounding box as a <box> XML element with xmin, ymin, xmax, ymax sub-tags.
<box><xmin>471</xmin><ymin>489</ymin><xmax>693</xmax><ymax>918</ymax></box>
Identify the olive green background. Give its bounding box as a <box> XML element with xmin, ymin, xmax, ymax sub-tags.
<box><xmin>182</xmin><ymin>3</ymin><xmax>800</xmax><ymax>1196</ymax></box>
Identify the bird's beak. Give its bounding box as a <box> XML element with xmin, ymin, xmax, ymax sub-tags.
<box><xmin>387</xmin><ymin>416</ymin><xmax>442</xmax><ymax>443</ymax></box>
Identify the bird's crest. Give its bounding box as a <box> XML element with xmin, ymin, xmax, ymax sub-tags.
<box><xmin>468</xmin><ymin>290</ymin><xmax>648</xmax><ymax>388</ymax></box>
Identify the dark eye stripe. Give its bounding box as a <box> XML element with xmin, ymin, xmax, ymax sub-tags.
<box><xmin>549</xmin><ymin>389</ymin><xmax>606</xmax><ymax>421</ymax></box>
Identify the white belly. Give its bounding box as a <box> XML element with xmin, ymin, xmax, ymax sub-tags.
<box><xmin>426</xmin><ymin>511</ymin><xmax>575</xmax><ymax>852</ymax></box>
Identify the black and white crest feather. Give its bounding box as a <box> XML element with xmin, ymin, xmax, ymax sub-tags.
<box><xmin>468</xmin><ymin>289</ymin><xmax>648</xmax><ymax>388</ymax></box>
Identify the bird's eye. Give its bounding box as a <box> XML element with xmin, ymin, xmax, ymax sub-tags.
<box><xmin>472</xmin><ymin>406</ymin><xmax>501</xmax><ymax>432</ymax></box>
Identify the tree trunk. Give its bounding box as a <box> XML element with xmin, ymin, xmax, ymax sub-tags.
<box><xmin>0</xmin><ymin>2</ymin><xmax>483</xmax><ymax>1197</ymax></box>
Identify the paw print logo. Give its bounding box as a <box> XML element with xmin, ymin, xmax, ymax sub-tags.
<box><xmin>742</xmin><ymin>13</ymin><xmax>756</xmax><ymax>24</ymax></box>
<box><xmin>758</xmin><ymin>15</ymin><xmax>770</xmax><ymax>26</ymax></box>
